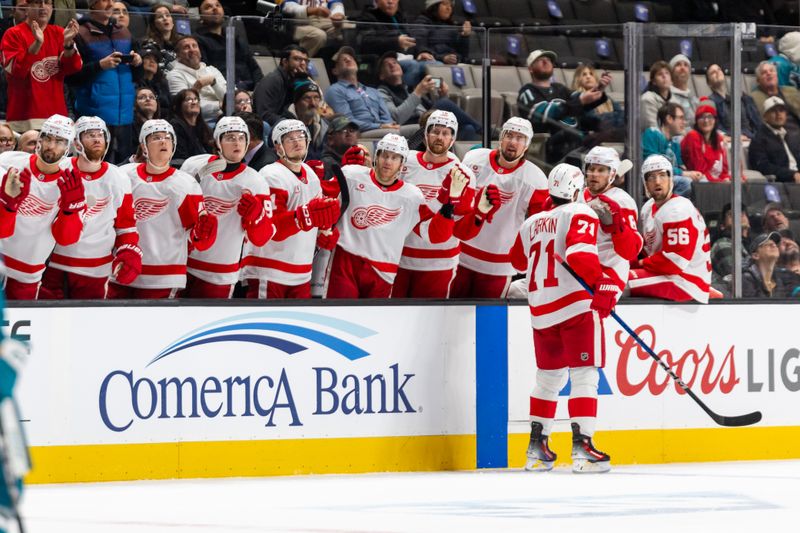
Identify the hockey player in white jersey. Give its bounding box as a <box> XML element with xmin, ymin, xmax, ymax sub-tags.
<box><xmin>240</xmin><ymin>119</ymin><xmax>340</xmax><ymax>299</ymax></box>
<box><xmin>393</xmin><ymin>110</ymin><xmax>476</xmax><ymax>298</ymax></box>
<box><xmin>108</xmin><ymin>119</ymin><xmax>218</xmax><ymax>299</ymax></box>
<box><xmin>581</xmin><ymin>146</ymin><xmax>643</xmax><ymax>295</ymax></box>
<box><xmin>451</xmin><ymin>117</ymin><xmax>549</xmax><ymax>298</ymax></box>
<box><xmin>324</xmin><ymin>133</ymin><xmax>466</xmax><ymax>298</ymax></box>
<box><xmin>0</xmin><ymin>115</ymin><xmax>87</xmax><ymax>300</ymax></box>
<box><xmin>629</xmin><ymin>155</ymin><xmax>712</xmax><ymax>303</ymax></box>
<box><xmin>510</xmin><ymin>164</ymin><xmax>617</xmax><ymax>474</ymax></box>
<box><xmin>181</xmin><ymin>116</ymin><xmax>274</xmax><ymax>298</ymax></box>
<box><xmin>38</xmin><ymin>116</ymin><xmax>142</xmax><ymax>299</ymax></box>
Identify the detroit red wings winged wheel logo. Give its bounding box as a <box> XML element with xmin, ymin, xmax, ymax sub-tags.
<box><xmin>134</xmin><ymin>197</ymin><xmax>169</xmax><ymax>221</ymax></box>
<box><xmin>350</xmin><ymin>205</ymin><xmax>401</xmax><ymax>229</ymax></box>
<box><xmin>497</xmin><ymin>189</ymin><xmax>514</xmax><ymax>205</ymax></box>
<box><xmin>203</xmin><ymin>196</ymin><xmax>238</xmax><ymax>217</ymax></box>
<box><xmin>84</xmin><ymin>196</ymin><xmax>111</xmax><ymax>220</ymax></box>
<box><xmin>415</xmin><ymin>184</ymin><xmax>440</xmax><ymax>201</ymax></box>
<box><xmin>17</xmin><ymin>195</ymin><xmax>56</xmax><ymax>217</ymax></box>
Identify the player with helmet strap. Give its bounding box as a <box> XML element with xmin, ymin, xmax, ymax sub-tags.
<box><xmin>509</xmin><ymin>163</ymin><xmax>614</xmax><ymax>474</ymax></box>
<box><xmin>628</xmin><ymin>155</ymin><xmax>712</xmax><ymax>303</ymax></box>
<box><xmin>177</xmin><ymin>116</ymin><xmax>275</xmax><ymax>298</ymax></box>
<box><xmin>239</xmin><ymin>119</ymin><xmax>338</xmax><ymax>299</ymax></box>
<box><xmin>0</xmin><ymin>114</ymin><xmax>89</xmax><ymax>299</ymax></box>
<box><xmin>321</xmin><ymin>132</ymin><xmax>461</xmax><ymax>298</ymax></box>
<box><xmin>393</xmin><ymin>110</ymin><xmax>477</xmax><ymax>298</ymax></box>
<box><xmin>451</xmin><ymin>117</ymin><xmax>549</xmax><ymax>298</ymax></box>
<box><xmin>580</xmin><ymin>146</ymin><xmax>642</xmax><ymax>297</ymax></box>
<box><xmin>109</xmin><ymin>119</ymin><xmax>218</xmax><ymax>299</ymax></box>
<box><xmin>39</xmin><ymin>116</ymin><xmax>143</xmax><ymax>299</ymax></box>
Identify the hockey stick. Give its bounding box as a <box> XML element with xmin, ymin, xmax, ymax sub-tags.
<box><xmin>330</xmin><ymin>164</ymin><xmax>349</xmax><ymax>217</ymax></box>
<box><xmin>553</xmin><ymin>252</ymin><xmax>762</xmax><ymax>428</ymax></box>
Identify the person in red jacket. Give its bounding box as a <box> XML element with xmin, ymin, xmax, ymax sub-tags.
<box><xmin>680</xmin><ymin>101</ymin><xmax>731</xmax><ymax>182</ymax></box>
<box><xmin>1</xmin><ymin>0</ymin><xmax>82</xmax><ymax>132</ymax></box>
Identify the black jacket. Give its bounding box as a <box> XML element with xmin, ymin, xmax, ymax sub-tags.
<box><xmin>195</xmin><ymin>25</ymin><xmax>263</xmax><ymax>91</ymax></box>
<box><xmin>253</xmin><ymin>68</ymin><xmax>294</xmax><ymax>127</ymax></box>
<box><xmin>748</xmin><ymin>123</ymin><xmax>800</xmax><ymax>182</ymax></box>
<box><xmin>409</xmin><ymin>14</ymin><xmax>469</xmax><ymax>62</ymax></box>
<box><xmin>246</xmin><ymin>142</ymin><xmax>277</xmax><ymax>172</ymax></box>
<box><xmin>170</xmin><ymin>117</ymin><xmax>214</xmax><ymax>163</ymax></box>
<box><xmin>354</xmin><ymin>7</ymin><xmax>425</xmax><ymax>57</ymax></box>
<box><xmin>741</xmin><ymin>260</ymin><xmax>794</xmax><ymax>298</ymax></box>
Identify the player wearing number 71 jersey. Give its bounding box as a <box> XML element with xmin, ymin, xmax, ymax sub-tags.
<box><xmin>629</xmin><ymin>155</ymin><xmax>712</xmax><ymax>303</ymax></box>
<box><xmin>510</xmin><ymin>163</ymin><xmax>618</xmax><ymax>474</ymax></box>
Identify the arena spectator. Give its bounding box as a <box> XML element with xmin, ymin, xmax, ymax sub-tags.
<box><xmin>195</xmin><ymin>0</ymin><xmax>263</xmax><ymax>91</ymax></box>
<box><xmin>169</xmin><ymin>88</ymin><xmax>214</xmax><ymax>162</ymax></box>
<box><xmin>17</xmin><ymin>130</ymin><xmax>38</xmax><ymax>153</ymax></box>
<box><xmin>376</xmin><ymin>51</ymin><xmax>480</xmax><ymax>141</ymax></box>
<box><xmin>320</xmin><ymin>114</ymin><xmax>360</xmax><ymax>179</ymax></box>
<box><xmin>325</xmin><ymin>46</ymin><xmax>400</xmax><ymax>135</ymax></box>
<box><xmin>570</xmin><ymin>64</ymin><xmax>624</xmax><ymax>131</ymax></box>
<box><xmin>641</xmin><ymin>60</ymin><xmax>676</xmax><ymax>130</ymax></box>
<box><xmin>68</xmin><ymin>0</ymin><xmax>141</xmax><ymax>164</ymax></box>
<box><xmin>706</xmin><ymin>63</ymin><xmax>762</xmax><ymax>140</ymax></box>
<box><xmin>111</xmin><ymin>2</ymin><xmax>130</xmax><ymax>29</ymax></box>
<box><xmin>132</xmin><ymin>86</ymin><xmax>160</xmax><ymax>154</ymax></box>
<box><xmin>140</xmin><ymin>3</ymin><xmax>185</xmax><ymax>69</ymax></box>
<box><xmin>769</xmin><ymin>31</ymin><xmax>800</xmax><ymax>88</ymax></box>
<box><xmin>669</xmin><ymin>54</ymin><xmax>698</xmax><ymax>128</ymax></box>
<box><xmin>751</xmin><ymin>61</ymin><xmax>800</xmax><ymax>135</ymax></box>
<box><xmin>641</xmin><ymin>103</ymin><xmax>696</xmax><ymax>196</ymax></box>
<box><xmin>232</xmin><ymin>90</ymin><xmax>253</xmax><ymax>114</ymax></box>
<box><xmin>166</xmin><ymin>35</ymin><xmax>226</xmax><ymax>123</ymax></box>
<box><xmin>53</xmin><ymin>0</ymin><xmax>76</xmax><ymax>28</ymax></box>
<box><xmin>0</xmin><ymin>123</ymin><xmax>16</xmax><ymax>153</ymax></box>
<box><xmin>762</xmin><ymin>202</ymin><xmax>790</xmax><ymax>232</ymax></box>
<box><xmin>236</xmin><ymin>111</ymin><xmax>277</xmax><ymax>170</ymax></box>
<box><xmin>127</xmin><ymin>1</ymin><xmax>187</xmax><ymax>15</ymax></box>
<box><xmin>0</xmin><ymin>0</ymin><xmax>29</xmax><ymax>119</ymax></box>
<box><xmin>710</xmin><ymin>203</ymin><xmax>751</xmax><ymax>288</ymax></box>
<box><xmin>281</xmin><ymin>0</ymin><xmax>345</xmax><ymax>57</ymax></box>
<box><xmin>748</xmin><ymin>96</ymin><xmax>800</xmax><ymax>183</ymax></box>
<box><xmin>409</xmin><ymin>0</ymin><xmax>470</xmax><ymax>65</ymax></box>
<box><xmin>742</xmin><ymin>232</ymin><xmax>791</xmax><ymax>297</ymax></box>
<box><xmin>0</xmin><ymin>0</ymin><xmax>81</xmax><ymax>132</ymax></box>
<box><xmin>681</xmin><ymin>101</ymin><xmax>731</xmax><ymax>181</ymax></box>
<box><xmin>252</xmin><ymin>44</ymin><xmax>309</xmax><ymax>128</ymax></box>
<box><xmin>137</xmin><ymin>44</ymin><xmax>171</xmax><ymax>114</ymax></box>
<box><xmin>283</xmin><ymin>77</ymin><xmax>327</xmax><ymax>160</ymax></box>
<box><xmin>517</xmin><ymin>49</ymin><xmax>611</xmax><ymax>163</ymax></box>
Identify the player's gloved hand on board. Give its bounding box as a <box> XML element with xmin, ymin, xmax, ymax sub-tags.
<box><xmin>316</xmin><ymin>226</ymin><xmax>339</xmax><ymax>250</ymax></box>
<box><xmin>590</xmin><ymin>194</ymin><xmax>625</xmax><ymax>234</ymax></box>
<box><xmin>191</xmin><ymin>210</ymin><xmax>218</xmax><ymax>250</ymax></box>
<box><xmin>436</xmin><ymin>164</ymin><xmax>471</xmax><ymax>209</ymax></box>
<box><xmin>590</xmin><ymin>275</ymin><xmax>619</xmax><ymax>319</ymax></box>
<box><xmin>341</xmin><ymin>145</ymin><xmax>366</xmax><ymax>167</ymax></box>
<box><xmin>238</xmin><ymin>192</ymin><xmax>267</xmax><ymax>225</ymax></box>
<box><xmin>0</xmin><ymin>167</ymin><xmax>31</xmax><ymax>212</ymax></box>
<box><xmin>57</xmin><ymin>167</ymin><xmax>87</xmax><ymax>213</ymax></box>
<box><xmin>476</xmin><ymin>184</ymin><xmax>501</xmax><ymax>223</ymax></box>
<box><xmin>112</xmin><ymin>243</ymin><xmax>143</xmax><ymax>285</ymax></box>
<box><xmin>296</xmin><ymin>197</ymin><xmax>340</xmax><ymax>231</ymax></box>
<box><xmin>306</xmin><ymin>159</ymin><xmax>325</xmax><ymax>180</ymax></box>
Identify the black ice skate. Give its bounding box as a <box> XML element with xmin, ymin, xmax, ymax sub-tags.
<box><xmin>571</xmin><ymin>423</ymin><xmax>611</xmax><ymax>474</ymax></box>
<box><xmin>524</xmin><ymin>421</ymin><xmax>556</xmax><ymax>472</ymax></box>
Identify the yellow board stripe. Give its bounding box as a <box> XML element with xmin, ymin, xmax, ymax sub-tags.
<box><xmin>507</xmin><ymin>425</ymin><xmax>800</xmax><ymax>467</ymax></box>
<box><xmin>26</xmin><ymin>434</ymin><xmax>477</xmax><ymax>484</ymax></box>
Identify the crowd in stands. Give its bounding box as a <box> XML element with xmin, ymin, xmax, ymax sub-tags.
<box><xmin>0</xmin><ymin>0</ymin><xmax>799</xmax><ymax>300</ymax></box>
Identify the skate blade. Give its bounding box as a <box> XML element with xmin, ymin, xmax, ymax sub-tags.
<box><xmin>571</xmin><ymin>459</ymin><xmax>611</xmax><ymax>474</ymax></box>
<box><xmin>524</xmin><ymin>458</ymin><xmax>554</xmax><ymax>472</ymax></box>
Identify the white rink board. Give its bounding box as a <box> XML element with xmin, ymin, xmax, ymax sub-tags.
<box><xmin>7</xmin><ymin>306</ymin><xmax>477</xmax><ymax>447</ymax></box>
<box><xmin>508</xmin><ymin>304</ymin><xmax>795</xmax><ymax>430</ymax></box>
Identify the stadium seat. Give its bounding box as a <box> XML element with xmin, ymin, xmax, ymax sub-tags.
<box><xmin>128</xmin><ymin>13</ymin><xmax>148</xmax><ymax>41</ymax></box>
<box><xmin>488</xmin><ymin>2</ymin><xmax>546</xmax><ymax>27</ymax></box>
<box><xmin>785</xmin><ymin>184</ymin><xmax>800</xmax><ymax>212</ymax></box>
<box><xmin>642</xmin><ymin>38</ymin><xmax>663</xmax><ymax>70</ymax></box>
<box><xmin>529</xmin><ymin>0</ymin><xmax>582</xmax><ymax>24</ymax></box>
<box><xmin>489</xmin><ymin>32</ymin><xmax>528</xmax><ymax>66</ymax></box>
<box><xmin>660</xmin><ymin>37</ymin><xmax>697</xmax><ymax>66</ymax></box>
<box><xmin>571</xmin><ymin>0</ymin><xmax>618</xmax><ymax>25</ymax></box>
<box><xmin>456</xmin><ymin>0</ymin><xmax>510</xmax><ymax>27</ymax></box>
<box><xmin>692</xmin><ymin>73</ymin><xmax>712</xmax><ymax>98</ymax></box>
<box><xmin>254</xmin><ymin>55</ymin><xmax>278</xmax><ymax>77</ymax></box>
<box><xmin>474</xmin><ymin>65</ymin><xmax>523</xmax><ymax>118</ymax></box>
<box><xmin>524</xmin><ymin>34</ymin><xmax>580</xmax><ymax>68</ymax></box>
<box><xmin>568</xmin><ymin>36</ymin><xmax>622</xmax><ymax>69</ymax></box>
<box><xmin>693</xmin><ymin>182</ymin><xmax>731</xmax><ymax>220</ymax></box>
<box><xmin>696</xmin><ymin>38</ymin><xmax>730</xmax><ymax>70</ymax></box>
<box><xmin>615</xmin><ymin>1</ymin><xmax>657</xmax><ymax>23</ymax></box>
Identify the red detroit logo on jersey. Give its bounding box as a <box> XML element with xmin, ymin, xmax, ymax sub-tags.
<box><xmin>350</xmin><ymin>205</ymin><xmax>401</xmax><ymax>229</ymax></box>
<box><xmin>203</xmin><ymin>196</ymin><xmax>238</xmax><ymax>217</ymax></box>
<box><xmin>498</xmin><ymin>189</ymin><xmax>514</xmax><ymax>205</ymax></box>
<box><xmin>84</xmin><ymin>196</ymin><xmax>111</xmax><ymax>220</ymax></box>
<box><xmin>134</xmin><ymin>197</ymin><xmax>169</xmax><ymax>221</ymax></box>
<box><xmin>31</xmin><ymin>56</ymin><xmax>61</xmax><ymax>82</ymax></box>
<box><xmin>415</xmin><ymin>184</ymin><xmax>440</xmax><ymax>201</ymax></box>
<box><xmin>17</xmin><ymin>194</ymin><xmax>56</xmax><ymax>217</ymax></box>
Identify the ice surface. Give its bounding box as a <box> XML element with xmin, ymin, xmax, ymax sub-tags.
<box><xmin>22</xmin><ymin>460</ymin><xmax>799</xmax><ymax>533</ymax></box>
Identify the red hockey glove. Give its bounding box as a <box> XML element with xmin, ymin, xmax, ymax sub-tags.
<box><xmin>476</xmin><ymin>184</ymin><xmax>501</xmax><ymax>223</ymax></box>
<box><xmin>57</xmin><ymin>167</ymin><xmax>87</xmax><ymax>213</ymax></box>
<box><xmin>316</xmin><ymin>226</ymin><xmax>339</xmax><ymax>250</ymax></box>
<box><xmin>590</xmin><ymin>275</ymin><xmax>619</xmax><ymax>319</ymax></box>
<box><xmin>237</xmin><ymin>193</ymin><xmax>265</xmax><ymax>225</ymax></box>
<box><xmin>112</xmin><ymin>243</ymin><xmax>143</xmax><ymax>285</ymax></box>
<box><xmin>0</xmin><ymin>167</ymin><xmax>31</xmax><ymax>212</ymax></box>
<box><xmin>342</xmin><ymin>145</ymin><xmax>366</xmax><ymax>166</ymax></box>
<box><xmin>306</xmin><ymin>159</ymin><xmax>325</xmax><ymax>180</ymax></box>
<box><xmin>296</xmin><ymin>197</ymin><xmax>340</xmax><ymax>231</ymax></box>
<box><xmin>592</xmin><ymin>194</ymin><xmax>625</xmax><ymax>234</ymax></box>
<box><xmin>190</xmin><ymin>212</ymin><xmax>218</xmax><ymax>249</ymax></box>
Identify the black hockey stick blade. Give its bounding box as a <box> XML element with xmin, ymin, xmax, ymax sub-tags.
<box><xmin>553</xmin><ymin>253</ymin><xmax>763</xmax><ymax>428</ymax></box>
<box><xmin>331</xmin><ymin>163</ymin><xmax>350</xmax><ymax>216</ymax></box>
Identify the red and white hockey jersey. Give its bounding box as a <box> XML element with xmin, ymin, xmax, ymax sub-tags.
<box><xmin>241</xmin><ymin>161</ymin><xmax>321</xmax><ymax>286</ymax></box>
<box><xmin>459</xmin><ymin>148</ymin><xmax>548</xmax><ymax>276</ymax></box>
<box><xmin>511</xmin><ymin>202</ymin><xmax>603</xmax><ymax>329</ymax></box>
<box><xmin>581</xmin><ymin>187</ymin><xmax>643</xmax><ymax>292</ymax></box>
<box><xmin>633</xmin><ymin>194</ymin><xmax>711</xmax><ymax>303</ymax></box>
<box><xmin>333</xmin><ymin>165</ymin><xmax>454</xmax><ymax>283</ymax></box>
<box><xmin>0</xmin><ymin>152</ymin><xmax>83</xmax><ymax>283</ymax></box>
<box><xmin>184</xmin><ymin>156</ymin><xmax>272</xmax><ymax>285</ymax></box>
<box><xmin>398</xmin><ymin>150</ymin><xmax>476</xmax><ymax>272</ymax></box>
<box><xmin>48</xmin><ymin>158</ymin><xmax>138</xmax><ymax>278</ymax></box>
<box><xmin>122</xmin><ymin>163</ymin><xmax>205</xmax><ymax>289</ymax></box>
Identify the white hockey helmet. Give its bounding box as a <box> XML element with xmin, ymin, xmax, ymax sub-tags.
<box><xmin>74</xmin><ymin>115</ymin><xmax>111</xmax><ymax>161</ymax></box>
<box><xmin>548</xmin><ymin>163</ymin><xmax>584</xmax><ymax>201</ymax></box>
<box><xmin>271</xmin><ymin>118</ymin><xmax>309</xmax><ymax>147</ymax></box>
<box><xmin>214</xmin><ymin>115</ymin><xmax>250</xmax><ymax>150</ymax></box>
<box><xmin>500</xmin><ymin>116</ymin><xmax>533</xmax><ymax>147</ymax></box>
<box><xmin>425</xmin><ymin>110</ymin><xmax>459</xmax><ymax>142</ymax></box>
<box><xmin>139</xmin><ymin>119</ymin><xmax>176</xmax><ymax>158</ymax></box>
<box><xmin>641</xmin><ymin>154</ymin><xmax>673</xmax><ymax>180</ymax></box>
<box><xmin>375</xmin><ymin>133</ymin><xmax>409</xmax><ymax>164</ymax></box>
<box><xmin>584</xmin><ymin>146</ymin><xmax>620</xmax><ymax>178</ymax></box>
<box><xmin>40</xmin><ymin>114</ymin><xmax>75</xmax><ymax>144</ymax></box>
